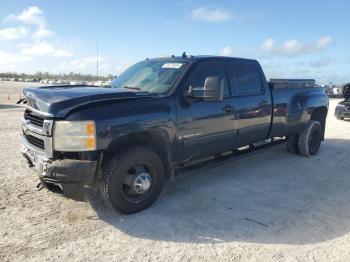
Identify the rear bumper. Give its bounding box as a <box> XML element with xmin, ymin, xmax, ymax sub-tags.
<box><xmin>21</xmin><ymin>139</ymin><xmax>98</xmax><ymax>200</ymax></box>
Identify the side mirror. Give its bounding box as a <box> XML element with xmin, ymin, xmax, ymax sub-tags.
<box><xmin>186</xmin><ymin>76</ymin><xmax>224</xmax><ymax>102</ymax></box>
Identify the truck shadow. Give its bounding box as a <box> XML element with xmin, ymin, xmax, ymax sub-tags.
<box><xmin>87</xmin><ymin>138</ymin><xmax>350</xmax><ymax>245</ymax></box>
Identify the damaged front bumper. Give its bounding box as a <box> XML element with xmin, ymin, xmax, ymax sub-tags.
<box><xmin>21</xmin><ymin>137</ymin><xmax>98</xmax><ymax>200</ymax></box>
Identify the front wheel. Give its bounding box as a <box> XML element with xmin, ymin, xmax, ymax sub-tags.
<box><xmin>100</xmin><ymin>147</ymin><xmax>165</xmax><ymax>214</ymax></box>
<box><xmin>298</xmin><ymin>120</ymin><xmax>323</xmax><ymax>157</ymax></box>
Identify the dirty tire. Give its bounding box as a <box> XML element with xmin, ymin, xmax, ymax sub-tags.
<box><xmin>286</xmin><ymin>134</ymin><xmax>299</xmax><ymax>154</ymax></box>
<box><xmin>100</xmin><ymin>147</ymin><xmax>165</xmax><ymax>214</ymax></box>
<box><xmin>298</xmin><ymin>120</ymin><xmax>322</xmax><ymax>157</ymax></box>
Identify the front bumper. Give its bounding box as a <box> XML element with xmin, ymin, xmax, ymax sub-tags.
<box><xmin>21</xmin><ymin>139</ymin><xmax>98</xmax><ymax>200</ymax></box>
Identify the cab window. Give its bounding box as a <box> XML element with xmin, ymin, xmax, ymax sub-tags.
<box><xmin>186</xmin><ymin>61</ymin><xmax>231</xmax><ymax>98</ymax></box>
<box><xmin>229</xmin><ymin>62</ymin><xmax>263</xmax><ymax>96</ymax></box>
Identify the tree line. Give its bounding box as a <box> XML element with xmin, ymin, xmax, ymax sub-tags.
<box><xmin>0</xmin><ymin>71</ymin><xmax>114</xmax><ymax>81</ymax></box>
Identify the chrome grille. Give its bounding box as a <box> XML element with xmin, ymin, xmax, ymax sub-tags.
<box><xmin>24</xmin><ymin>109</ymin><xmax>44</xmax><ymax>127</ymax></box>
<box><xmin>24</xmin><ymin>133</ymin><xmax>45</xmax><ymax>149</ymax></box>
<box><xmin>21</xmin><ymin>107</ymin><xmax>54</xmax><ymax>158</ymax></box>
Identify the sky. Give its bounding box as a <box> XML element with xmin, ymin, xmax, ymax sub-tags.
<box><xmin>0</xmin><ymin>0</ymin><xmax>349</xmax><ymax>84</ymax></box>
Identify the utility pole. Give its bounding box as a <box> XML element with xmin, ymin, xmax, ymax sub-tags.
<box><xmin>96</xmin><ymin>40</ymin><xmax>99</xmax><ymax>81</ymax></box>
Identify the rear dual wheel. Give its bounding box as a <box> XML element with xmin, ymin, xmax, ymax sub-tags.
<box><xmin>286</xmin><ymin>133</ymin><xmax>299</xmax><ymax>154</ymax></box>
<box><xmin>286</xmin><ymin>120</ymin><xmax>322</xmax><ymax>157</ymax></box>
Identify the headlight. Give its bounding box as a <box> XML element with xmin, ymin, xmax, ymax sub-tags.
<box><xmin>53</xmin><ymin>121</ymin><xmax>96</xmax><ymax>151</ymax></box>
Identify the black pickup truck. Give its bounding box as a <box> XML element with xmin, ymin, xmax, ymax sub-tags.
<box><xmin>20</xmin><ymin>55</ymin><xmax>329</xmax><ymax>214</ymax></box>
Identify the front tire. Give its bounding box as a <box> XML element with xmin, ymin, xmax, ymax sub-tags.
<box><xmin>298</xmin><ymin>120</ymin><xmax>323</xmax><ymax>157</ymax></box>
<box><xmin>100</xmin><ymin>147</ymin><xmax>165</xmax><ymax>214</ymax></box>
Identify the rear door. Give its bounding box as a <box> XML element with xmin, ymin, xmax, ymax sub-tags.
<box><xmin>177</xmin><ymin>60</ymin><xmax>238</xmax><ymax>161</ymax></box>
<box><xmin>228</xmin><ymin>61</ymin><xmax>272</xmax><ymax>146</ymax></box>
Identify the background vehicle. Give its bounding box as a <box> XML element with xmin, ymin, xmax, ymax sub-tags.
<box><xmin>20</xmin><ymin>55</ymin><xmax>329</xmax><ymax>214</ymax></box>
<box><xmin>335</xmin><ymin>83</ymin><xmax>350</xmax><ymax>120</ymax></box>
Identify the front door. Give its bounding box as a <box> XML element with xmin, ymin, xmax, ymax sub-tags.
<box><xmin>177</xmin><ymin>60</ymin><xmax>238</xmax><ymax>162</ymax></box>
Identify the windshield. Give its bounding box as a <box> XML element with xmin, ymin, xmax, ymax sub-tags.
<box><xmin>111</xmin><ymin>60</ymin><xmax>188</xmax><ymax>94</ymax></box>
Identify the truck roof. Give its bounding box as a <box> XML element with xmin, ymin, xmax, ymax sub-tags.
<box><xmin>147</xmin><ymin>55</ymin><xmax>258</xmax><ymax>64</ymax></box>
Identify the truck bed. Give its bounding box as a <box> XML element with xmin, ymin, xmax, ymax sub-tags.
<box><xmin>268</xmin><ymin>79</ymin><xmax>315</xmax><ymax>90</ymax></box>
<box><xmin>269</xmin><ymin>86</ymin><xmax>327</xmax><ymax>138</ymax></box>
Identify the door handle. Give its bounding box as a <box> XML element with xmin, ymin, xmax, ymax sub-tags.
<box><xmin>223</xmin><ymin>104</ymin><xmax>234</xmax><ymax>113</ymax></box>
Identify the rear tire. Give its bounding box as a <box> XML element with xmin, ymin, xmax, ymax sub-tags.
<box><xmin>297</xmin><ymin>120</ymin><xmax>322</xmax><ymax>157</ymax></box>
<box><xmin>100</xmin><ymin>147</ymin><xmax>165</xmax><ymax>214</ymax></box>
<box><xmin>286</xmin><ymin>134</ymin><xmax>299</xmax><ymax>154</ymax></box>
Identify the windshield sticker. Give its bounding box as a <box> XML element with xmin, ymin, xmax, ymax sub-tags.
<box><xmin>162</xmin><ymin>63</ymin><xmax>183</xmax><ymax>69</ymax></box>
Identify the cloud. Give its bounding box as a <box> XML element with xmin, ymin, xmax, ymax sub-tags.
<box><xmin>64</xmin><ymin>56</ymin><xmax>100</xmax><ymax>69</ymax></box>
<box><xmin>314</xmin><ymin>37</ymin><xmax>333</xmax><ymax>49</ymax></box>
<box><xmin>0</xmin><ymin>26</ymin><xmax>28</xmax><ymax>40</ymax></box>
<box><xmin>6</xmin><ymin>6</ymin><xmax>45</xmax><ymax>27</ymax></box>
<box><xmin>191</xmin><ymin>6</ymin><xmax>233</xmax><ymax>22</ymax></box>
<box><xmin>0</xmin><ymin>49</ymin><xmax>31</xmax><ymax>66</ymax></box>
<box><xmin>0</xmin><ymin>7</ymin><xmax>84</xmax><ymax>73</ymax></box>
<box><xmin>259</xmin><ymin>38</ymin><xmax>274</xmax><ymax>52</ymax></box>
<box><xmin>20</xmin><ymin>42</ymin><xmax>74</xmax><ymax>57</ymax></box>
<box><xmin>259</xmin><ymin>36</ymin><xmax>333</xmax><ymax>56</ymax></box>
<box><xmin>58</xmin><ymin>56</ymin><xmax>110</xmax><ymax>73</ymax></box>
<box><xmin>33</xmin><ymin>27</ymin><xmax>54</xmax><ymax>39</ymax></box>
<box><xmin>310</xmin><ymin>56</ymin><xmax>333</xmax><ymax>68</ymax></box>
<box><xmin>219</xmin><ymin>46</ymin><xmax>234</xmax><ymax>56</ymax></box>
<box><xmin>0</xmin><ymin>6</ymin><xmax>77</xmax><ymax>73</ymax></box>
<box><xmin>4</xmin><ymin>6</ymin><xmax>54</xmax><ymax>40</ymax></box>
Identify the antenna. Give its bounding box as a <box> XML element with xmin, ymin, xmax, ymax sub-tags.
<box><xmin>96</xmin><ymin>40</ymin><xmax>99</xmax><ymax>81</ymax></box>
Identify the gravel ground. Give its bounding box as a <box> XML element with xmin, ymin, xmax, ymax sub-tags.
<box><xmin>0</xmin><ymin>93</ymin><xmax>349</xmax><ymax>261</ymax></box>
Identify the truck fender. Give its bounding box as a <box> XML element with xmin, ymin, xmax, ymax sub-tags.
<box><xmin>102</xmin><ymin>129</ymin><xmax>175</xmax><ymax>179</ymax></box>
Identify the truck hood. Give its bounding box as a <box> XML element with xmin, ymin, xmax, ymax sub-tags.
<box><xmin>23</xmin><ymin>86</ymin><xmax>156</xmax><ymax>117</ymax></box>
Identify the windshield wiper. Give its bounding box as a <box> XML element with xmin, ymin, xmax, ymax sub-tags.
<box><xmin>123</xmin><ymin>86</ymin><xmax>142</xmax><ymax>90</ymax></box>
<box><xmin>119</xmin><ymin>86</ymin><xmax>157</xmax><ymax>95</ymax></box>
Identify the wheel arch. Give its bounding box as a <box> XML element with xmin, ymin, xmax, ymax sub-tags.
<box><xmin>310</xmin><ymin>106</ymin><xmax>328</xmax><ymax>140</ymax></box>
<box><xmin>102</xmin><ymin>129</ymin><xmax>174</xmax><ymax>179</ymax></box>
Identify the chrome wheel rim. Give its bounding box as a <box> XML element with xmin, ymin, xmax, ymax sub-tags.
<box><xmin>121</xmin><ymin>162</ymin><xmax>155</xmax><ymax>202</ymax></box>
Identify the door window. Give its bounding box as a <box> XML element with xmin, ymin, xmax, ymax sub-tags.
<box><xmin>186</xmin><ymin>61</ymin><xmax>231</xmax><ymax>98</ymax></box>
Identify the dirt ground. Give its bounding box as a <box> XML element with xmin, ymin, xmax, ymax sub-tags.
<box><xmin>0</xmin><ymin>81</ymin><xmax>43</xmax><ymax>103</ymax></box>
<box><xmin>0</xmin><ymin>83</ymin><xmax>349</xmax><ymax>261</ymax></box>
